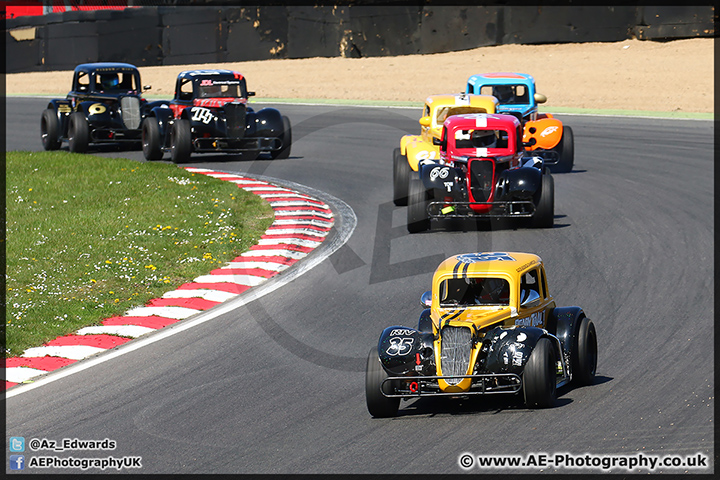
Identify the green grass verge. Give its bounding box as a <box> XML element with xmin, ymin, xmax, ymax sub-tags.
<box><xmin>5</xmin><ymin>151</ymin><xmax>274</xmax><ymax>357</ymax></box>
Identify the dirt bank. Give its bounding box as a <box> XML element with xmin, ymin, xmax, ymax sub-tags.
<box><xmin>6</xmin><ymin>38</ymin><xmax>712</xmax><ymax>113</ymax></box>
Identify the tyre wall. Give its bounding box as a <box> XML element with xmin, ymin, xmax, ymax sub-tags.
<box><xmin>5</xmin><ymin>5</ymin><xmax>716</xmax><ymax>73</ymax></box>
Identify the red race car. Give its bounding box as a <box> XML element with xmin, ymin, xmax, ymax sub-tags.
<box><xmin>407</xmin><ymin>113</ymin><xmax>554</xmax><ymax>232</ymax></box>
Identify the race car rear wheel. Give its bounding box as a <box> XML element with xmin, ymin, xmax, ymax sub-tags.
<box><xmin>407</xmin><ymin>177</ymin><xmax>431</xmax><ymax>233</ymax></box>
<box><xmin>365</xmin><ymin>347</ymin><xmax>400</xmax><ymax>418</ymax></box>
<box><xmin>523</xmin><ymin>337</ymin><xmax>557</xmax><ymax>408</ymax></box>
<box><xmin>170</xmin><ymin>119</ymin><xmax>192</xmax><ymax>164</ymax></box>
<box><xmin>572</xmin><ymin>317</ymin><xmax>597</xmax><ymax>386</ymax></box>
<box><xmin>551</xmin><ymin>126</ymin><xmax>574</xmax><ymax>173</ymax></box>
<box><xmin>393</xmin><ymin>148</ymin><xmax>411</xmax><ymax>206</ymax></box>
<box><xmin>68</xmin><ymin>112</ymin><xmax>89</xmax><ymax>153</ymax></box>
<box><xmin>41</xmin><ymin>109</ymin><xmax>61</xmax><ymax>150</ymax></box>
<box><xmin>270</xmin><ymin>115</ymin><xmax>292</xmax><ymax>159</ymax></box>
<box><xmin>530</xmin><ymin>173</ymin><xmax>554</xmax><ymax>229</ymax></box>
<box><xmin>142</xmin><ymin>117</ymin><xmax>163</xmax><ymax>160</ymax></box>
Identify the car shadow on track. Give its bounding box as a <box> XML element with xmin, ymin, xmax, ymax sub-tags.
<box><xmin>428</xmin><ymin>215</ymin><xmax>571</xmax><ymax>232</ymax></box>
<box><xmin>385</xmin><ymin>375</ymin><xmax>612</xmax><ymax>418</ymax></box>
<box><xmin>181</xmin><ymin>152</ymin><xmax>301</xmax><ymax>163</ymax></box>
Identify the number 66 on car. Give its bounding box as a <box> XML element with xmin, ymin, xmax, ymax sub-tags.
<box><xmin>365</xmin><ymin>252</ymin><xmax>598</xmax><ymax>417</ymax></box>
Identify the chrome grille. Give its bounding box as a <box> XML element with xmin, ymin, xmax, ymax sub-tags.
<box><xmin>469</xmin><ymin>159</ymin><xmax>494</xmax><ymax>202</ymax></box>
<box><xmin>120</xmin><ymin>97</ymin><xmax>141</xmax><ymax>130</ymax></box>
<box><xmin>224</xmin><ymin>102</ymin><xmax>247</xmax><ymax>139</ymax></box>
<box><xmin>440</xmin><ymin>326</ymin><xmax>472</xmax><ymax>385</ymax></box>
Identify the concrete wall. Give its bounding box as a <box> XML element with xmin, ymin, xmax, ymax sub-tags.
<box><xmin>5</xmin><ymin>5</ymin><xmax>716</xmax><ymax>73</ymax></box>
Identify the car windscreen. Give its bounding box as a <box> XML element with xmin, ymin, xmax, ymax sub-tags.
<box><xmin>198</xmin><ymin>78</ymin><xmax>247</xmax><ymax>98</ymax></box>
<box><xmin>435</xmin><ymin>106</ymin><xmax>492</xmax><ymax>127</ymax></box>
<box><xmin>480</xmin><ymin>84</ymin><xmax>529</xmax><ymax>105</ymax></box>
<box><xmin>93</xmin><ymin>70</ymin><xmax>139</xmax><ymax>93</ymax></box>
<box><xmin>439</xmin><ymin>277</ymin><xmax>510</xmax><ymax>307</ymax></box>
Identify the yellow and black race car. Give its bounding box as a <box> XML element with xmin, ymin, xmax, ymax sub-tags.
<box><xmin>366</xmin><ymin>252</ymin><xmax>598</xmax><ymax>417</ymax></box>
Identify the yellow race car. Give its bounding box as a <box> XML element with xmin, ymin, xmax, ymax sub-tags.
<box><xmin>393</xmin><ymin>94</ymin><xmax>498</xmax><ymax>206</ymax></box>
<box><xmin>366</xmin><ymin>252</ymin><xmax>598</xmax><ymax>417</ymax></box>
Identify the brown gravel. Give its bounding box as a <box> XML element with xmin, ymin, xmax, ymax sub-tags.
<box><xmin>6</xmin><ymin>38</ymin><xmax>713</xmax><ymax>113</ymax></box>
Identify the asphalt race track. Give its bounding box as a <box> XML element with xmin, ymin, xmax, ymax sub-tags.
<box><xmin>6</xmin><ymin>97</ymin><xmax>714</xmax><ymax>474</ymax></box>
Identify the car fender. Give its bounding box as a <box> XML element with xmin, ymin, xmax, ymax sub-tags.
<box><xmin>548</xmin><ymin>306</ymin><xmax>585</xmax><ymax>363</ymax></box>
<box><xmin>403</xmin><ymin>135</ymin><xmax>440</xmax><ymax>171</ymax></box>
<box><xmin>480</xmin><ymin>326</ymin><xmax>559</xmax><ymax>375</ymax></box>
<box><xmin>75</xmin><ymin>100</ymin><xmax>115</xmax><ymax>126</ymax></box>
<box><xmin>417</xmin><ymin>308</ymin><xmax>434</xmax><ymax>333</ymax></box>
<box><xmin>149</xmin><ymin>105</ymin><xmax>175</xmax><ymax>140</ymax></box>
<box><xmin>523</xmin><ymin>118</ymin><xmax>563</xmax><ymax>150</ymax></box>
<box><xmin>495</xmin><ymin>164</ymin><xmax>542</xmax><ymax>201</ymax></box>
<box><xmin>419</xmin><ymin>163</ymin><xmax>462</xmax><ymax>195</ymax></box>
<box><xmin>378</xmin><ymin>326</ymin><xmax>435</xmax><ymax>376</ymax></box>
<box><xmin>47</xmin><ymin>99</ymin><xmax>73</xmax><ymax>135</ymax></box>
<box><xmin>251</xmin><ymin>107</ymin><xmax>283</xmax><ymax>138</ymax></box>
<box><xmin>143</xmin><ymin>99</ymin><xmax>170</xmax><ymax>117</ymax></box>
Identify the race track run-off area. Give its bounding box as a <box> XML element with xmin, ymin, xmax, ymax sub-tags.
<box><xmin>4</xmin><ymin>168</ymin><xmax>335</xmax><ymax>389</ymax></box>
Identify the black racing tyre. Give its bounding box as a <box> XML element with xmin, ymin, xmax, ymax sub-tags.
<box><xmin>365</xmin><ymin>347</ymin><xmax>400</xmax><ymax>418</ymax></box>
<box><xmin>270</xmin><ymin>115</ymin><xmax>292</xmax><ymax>159</ymax></box>
<box><xmin>523</xmin><ymin>337</ymin><xmax>557</xmax><ymax>409</ymax></box>
<box><xmin>572</xmin><ymin>317</ymin><xmax>598</xmax><ymax>386</ymax></box>
<box><xmin>170</xmin><ymin>119</ymin><xmax>192</xmax><ymax>164</ymax></box>
<box><xmin>407</xmin><ymin>177</ymin><xmax>431</xmax><ymax>233</ymax></box>
<box><xmin>530</xmin><ymin>173</ymin><xmax>554</xmax><ymax>229</ymax></box>
<box><xmin>551</xmin><ymin>126</ymin><xmax>574</xmax><ymax>173</ymax></box>
<box><xmin>142</xmin><ymin>117</ymin><xmax>163</xmax><ymax>160</ymax></box>
<box><xmin>67</xmin><ymin>112</ymin><xmax>89</xmax><ymax>153</ymax></box>
<box><xmin>41</xmin><ymin>109</ymin><xmax>61</xmax><ymax>151</ymax></box>
<box><xmin>393</xmin><ymin>148</ymin><xmax>412</xmax><ymax>206</ymax></box>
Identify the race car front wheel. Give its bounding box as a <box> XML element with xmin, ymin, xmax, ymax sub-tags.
<box><xmin>68</xmin><ymin>112</ymin><xmax>89</xmax><ymax>153</ymax></box>
<box><xmin>170</xmin><ymin>119</ymin><xmax>192</xmax><ymax>164</ymax></box>
<box><xmin>393</xmin><ymin>148</ymin><xmax>411</xmax><ymax>206</ymax></box>
<box><xmin>571</xmin><ymin>317</ymin><xmax>597</xmax><ymax>386</ymax></box>
<box><xmin>523</xmin><ymin>337</ymin><xmax>557</xmax><ymax>408</ymax></box>
<box><xmin>365</xmin><ymin>347</ymin><xmax>400</xmax><ymax>418</ymax></box>
<box><xmin>407</xmin><ymin>177</ymin><xmax>431</xmax><ymax>233</ymax></box>
<box><xmin>41</xmin><ymin>109</ymin><xmax>61</xmax><ymax>151</ymax></box>
<box><xmin>142</xmin><ymin>117</ymin><xmax>163</xmax><ymax>161</ymax></box>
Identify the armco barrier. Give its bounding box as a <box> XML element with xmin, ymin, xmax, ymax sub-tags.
<box><xmin>5</xmin><ymin>5</ymin><xmax>716</xmax><ymax>73</ymax></box>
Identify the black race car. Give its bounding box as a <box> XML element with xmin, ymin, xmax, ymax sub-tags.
<box><xmin>142</xmin><ymin>69</ymin><xmax>292</xmax><ymax>163</ymax></box>
<box><xmin>40</xmin><ymin>62</ymin><xmax>164</xmax><ymax>153</ymax></box>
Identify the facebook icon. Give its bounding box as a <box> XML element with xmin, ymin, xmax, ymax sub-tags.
<box><xmin>10</xmin><ymin>455</ymin><xmax>25</xmax><ymax>470</ymax></box>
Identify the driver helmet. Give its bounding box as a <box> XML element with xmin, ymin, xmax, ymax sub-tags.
<box><xmin>100</xmin><ymin>74</ymin><xmax>119</xmax><ymax>90</ymax></box>
<box><xmin>471</xmin><ymin>129</ymin><xmax>497</xmax><ymax>148</ymax></box>
<box><xmin>493</xmin><ymin>85</ymin><xmax>514</xmax><ymax>102</ymax></box>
